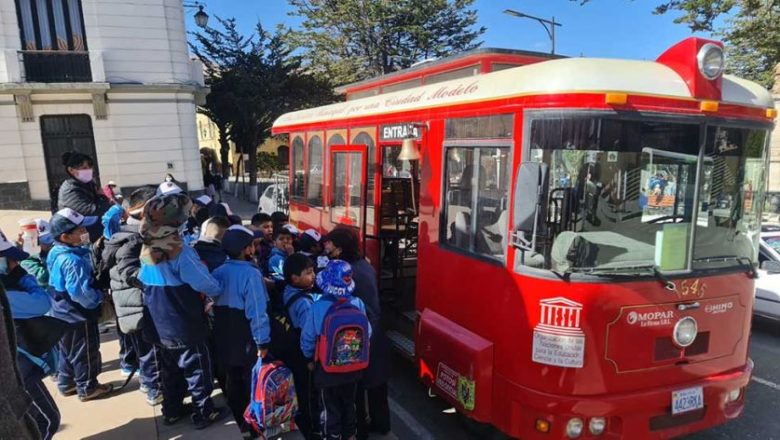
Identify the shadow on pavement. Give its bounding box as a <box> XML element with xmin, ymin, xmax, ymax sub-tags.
<box><xmin>81</xmin><ymin>417</ymin><xmax>157</xmax><ymax>440</ymax></box>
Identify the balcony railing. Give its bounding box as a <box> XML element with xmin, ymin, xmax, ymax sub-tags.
<box><xmin>19</xmin><ymin>51</ymin><xmax>92</xmax><ymax>83</ymax></box>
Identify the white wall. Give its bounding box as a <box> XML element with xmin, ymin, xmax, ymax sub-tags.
<box><xmin>0</xmin><ymin>0</ymin><xmax>21</xmax><ymax>83</ymax></box>
<box><xmin>770</xmin><ymin>95</ymin><xmax>780</xmax><ymax>193</ymax></box>
<box><xmin>9</xmin><ymin>92</ymin><xmax>204</xmax><ymax>200</ymax></box>
<box><xmin>81</xmin><ymin>0</ymin><xmax>194</xmax><ymax>84</ymax></box>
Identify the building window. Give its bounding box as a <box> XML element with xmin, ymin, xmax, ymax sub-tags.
<box><xmin>16</xmin><ymin>0</ymin><xmax>87</xmax><ymax>51</ymax></box>
<box><xmin>307</xmin><ymin>135</ymin><xmax>324</xmax><ymax>206</ymax></box>
<box><xmin>15</xmin><ymin>0</ymin><xmax>91</xmax><ymax>82</ymax></box>
<box><xmin>441</xmin><ymin>115</ymin><xmax>513</xmax><ymax>261</ymax></box>
<box><xmin>291</xmin><ymin>135</ymin><xmax>305</xmax><ymax>200</ymax></box>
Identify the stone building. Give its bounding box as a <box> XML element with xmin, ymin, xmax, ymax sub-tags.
<box><xmin>0</xmin><ymin>0</ymin><xmax>207</xmax><ymax>209</ymax></box>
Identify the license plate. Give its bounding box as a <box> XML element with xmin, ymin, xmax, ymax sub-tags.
<box><xmin>672</xmin><ymin>387</ymin><xmax>704</xmax><ymax>415</ymax></box>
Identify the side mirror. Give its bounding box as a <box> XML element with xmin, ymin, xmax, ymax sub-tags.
<box><xmin>512</xmin><ymin>162</ymin><xmax>549</xmax><ymax>250</ymax></box>
<box><xmin>760</xmin><ymin>260</ymin><xmax>780</xmax><ymax>274</ymax></box>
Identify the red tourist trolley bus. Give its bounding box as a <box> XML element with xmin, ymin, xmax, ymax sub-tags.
<box><xmin>272</xmin><ymin>38</ymin><xmax>777</xmax><ymax>439</ymax></box>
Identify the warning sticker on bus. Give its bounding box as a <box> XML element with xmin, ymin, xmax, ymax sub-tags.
<box><xmin>532</xmin><ymin>297</ymin><xmax>586</xmax><ymax>368</ymax></box>
<box><xmin>435</xmin><ymin>362</ymin><xmax>459</xmax><ymax>401</ymax></box>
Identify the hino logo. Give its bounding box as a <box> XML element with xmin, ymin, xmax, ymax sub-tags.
<box><xmin>705</xmin><ymin>302</ymin><xmax>734</xmax><ymax>314</ymax></box>
<box><xmin>627</xmin><ymin>310</ymin><xmax>675</xmax><ymax>326</ymax></box>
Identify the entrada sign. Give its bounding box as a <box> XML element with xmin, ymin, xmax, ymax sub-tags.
<box><xmin>380</xmin><ymin>123</ymin><xmax>422</xmax><ymax>141</ymax></box>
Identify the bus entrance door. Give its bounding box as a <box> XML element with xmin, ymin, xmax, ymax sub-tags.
<box><xmin>328</xmin><ymin>145</ymin><xmax>368</xmax><ymax>249</ymax></box>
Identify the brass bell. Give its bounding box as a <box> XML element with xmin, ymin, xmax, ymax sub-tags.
<box><xmin>398</xmin><ymin>137</ymin><xmax>421</xmax><ymax>161</ymax></box>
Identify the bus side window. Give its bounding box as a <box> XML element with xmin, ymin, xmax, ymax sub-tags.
<box><xmin>291</xmin><ymin>135</ymin><xmax>305</xmax><ymax>200</ymax></box>
<box><xmin>442</xmin><ymin>146</ymin><xmax>511</xmax><ymax>260</ymax></box>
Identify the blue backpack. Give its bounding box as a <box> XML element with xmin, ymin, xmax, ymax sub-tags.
<box><xmin>315</xmin><ymin>297</ymin><xmax>370</xmax><ymax>373</ymax></box>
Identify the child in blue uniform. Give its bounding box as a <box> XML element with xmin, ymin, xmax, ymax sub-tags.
<box><xmin>0</xmin><ymin>230</ymin><xmax>62</xmax><ymax>439</ymax></box>
<box><xmin>267</xmin><ymin>227</ymin><xmax>294</xmax><ymax>295</ymax></box>
<box><xmin>47</xmin><ymin>208</ymin><xmax>113</xmax><ymax>402</ymax></box>
<box><xmin>301</xmin><ymin>260</ymin><xmax>371</xmax><ymax>440</ymax></box>
<box><xmin>282</xmin><ymin>253</ymin><xmax>319</xmax><ymax>439</ymax></box>
<box><xmin>212</xmin><ymin>225</ymin><xmax>271</xmax><ymax>430</ymax></box>
<box><xmin>138</xmin><ymin>193</ymin><xmax>226</xmax><ymax>430</ymax></box>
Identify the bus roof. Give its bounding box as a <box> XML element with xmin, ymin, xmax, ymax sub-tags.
<box><xmin>273</xmin><ymin>57</ymin><xmax>774</xmax><ymax>130</ymax></box>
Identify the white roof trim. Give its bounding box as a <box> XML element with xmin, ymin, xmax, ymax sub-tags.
<box><xmin>273</xmin><ymin>58</ymin><xmax>774</xmax><ymax>129</ymax></box>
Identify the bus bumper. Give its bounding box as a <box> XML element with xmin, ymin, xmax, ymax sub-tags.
<box><xmin>493</xmin><ymin>359</ymin><xmax>752</xmax><ymax>440</ymax></box>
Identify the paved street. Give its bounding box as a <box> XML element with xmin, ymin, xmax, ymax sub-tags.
<box><xmin>385</xmin><ymin>316</ymin><xmax>780</xmax><ymax>440</ymax></box>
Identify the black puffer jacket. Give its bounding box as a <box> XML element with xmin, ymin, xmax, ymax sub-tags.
<box><xmin>0</xmin><ymin>286</ymin><xmax>40</xmax><ymax>440</ymax></box>
<box><xmin>57</xmin><ymin>177</ymin><xmax>112</xmax><ymax>241</ymax></box>
<box><xmin>102</xmin><ymin>224</ymin><xmax>144</xmax><ymax>334</ymax></box>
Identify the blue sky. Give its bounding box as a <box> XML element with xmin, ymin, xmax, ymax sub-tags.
<box><xmin>187</xmin><ymin>0</ymin><xmax>718</xmax><ymax>61</ymax></box>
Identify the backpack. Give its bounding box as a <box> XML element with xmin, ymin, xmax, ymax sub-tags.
<box><xmin>315</xmin><ymin>297</ymin><xmax>370</xmax><ymax>373</ymax></box>
<box><xmin>244</xmin><ymin>358</ymin><xmax>298</xmax><ymax>438</ymax></box>
<box><xmin>269</xmin><ymin>291</ymin><xmax>311</xmax><ymax>364</ymax></box>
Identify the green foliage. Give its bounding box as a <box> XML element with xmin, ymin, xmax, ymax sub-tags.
<box><xmin>191</xmin><ymin>18</ymin><xmax>336</xmax><ymax>184</ymax></box>
<box><xmin>257</xmin><ymin>152</ymin><xmax>281</xmax><ymax>177</ymax></box>
<box><xmin>286</xmin><ymin>0</ymin><xmax>486</xmax><ymax>85</ymax></box>
<box><xmin>574</xmin><ymin>0</ymin><xmax>779</xmax><ymax>89</ymax></box>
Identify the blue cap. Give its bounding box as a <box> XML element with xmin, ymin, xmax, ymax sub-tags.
<box><xmin>316</xmin><ymin>260</ymin><xmax>355</xmax><ymax>296</ymax></box>
<box><xmin>222</xmin><ymin>225</ymin><xmax>255</xmax><ymax>256</ymax></box>
<box><xmin>49</xmin><ymin>208</ymin><xmax>97</xmax><ymax>237</ymax></box>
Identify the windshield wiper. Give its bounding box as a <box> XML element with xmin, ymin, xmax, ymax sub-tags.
<box><xmin>567</xmin><ymin>263</ymin><xmax>677</xmax><ymax>290</ymax></box>
<box><xmin>692</xmin><ymin>255</ymin><xmax>757</xmax><ymax>279</ymax></box>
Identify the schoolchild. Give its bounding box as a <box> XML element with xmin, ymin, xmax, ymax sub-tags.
<box><xmin>298</xmin><ymin>229</ymin><xmax>329</xmax><ymax>272</ymax></box>
<box><xmin>250</xmin><ymin>213</ymin><xmax>274</xmax><ymax>267</ymax></box>
<box><xmin>47</xmin><ymin>208</ymin><xmax>113</xmax><ymax>401</ymax></box>
<box><xmin>20</xmin><ymin>219</ymin><xmax>54</xmax><ymax>287</ymax></box>
<box><xmin>212</xmin><ymin>225</ymin><xmax>271</xmax><ymax>429</ymax></box>
<box><xmin>193</xmin><ymin>216</ymin><xmax>231</xmax><ymax>272</ymax></box>
<box><xmin>101</xmin><ymin>186</ymin><xmax>163</xmax><ymax>406</ymax></box>
<box><xmin>270</xmin><ymin>211</ymin><xmax>289</xmax><ymax>233</ymax></box>
<box><xmin>138</xmin><ymin>193</ymin><xmax>226</xmax><ymax>429</ymax></box>
<box><xmin>301</xmin><ymin>260</ymin><xmax>372</xmax><ymax>440</ymax></box>
<box><xmin>281</xmin><ymin>253</ymin><xmax>319</xmax><ymax>439</ymax></box>
<box><xmin>1</xmin><ymin>230</ymin><xmax>61</xmax><ymax>439</ymax></box>
<box><xmin>267</xmin><ymin>227</ymin><xmax>294</xmax><ymax>293</ymax></box>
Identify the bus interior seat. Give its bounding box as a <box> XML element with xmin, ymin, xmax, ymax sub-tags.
<box><xmin>453</xmin><ymin>211</ymin><xmax>471</xmax><ymax>248</ymax></box>
<box><xmin>477</xmin><ymin>210</ymin><xmax>508</xmax><ymax>256</ymax></box>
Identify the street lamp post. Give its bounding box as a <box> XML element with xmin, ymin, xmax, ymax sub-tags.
<box><xmin>503</xmin><ymin>9</ymin><xmax>562</xmax><ymax>55</ymax></box>
<box><xmin>183</xmin><ymin>1</ymin><xmax>209</xmax><ymax>28</ymax></box>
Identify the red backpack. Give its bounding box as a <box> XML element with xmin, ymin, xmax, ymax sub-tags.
<box><xmin>315</xmin><ymin>297</ymin><xmax>370</xmax><ymax>373</ymax></box>
<box><xmin>244</xmin><ymin>359</ymin><xmax>298</xmax><ymax>438</ymax></box>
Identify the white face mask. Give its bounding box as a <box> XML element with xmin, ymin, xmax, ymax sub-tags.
<box><xmin>74</xmin><ymin>169</ymin><xmax>94</xmax><ymax>183</ymax></box>
<box><xmin>79</xmin><ymin>233</ymin><xmax>90</xmax><ymax>246</ymax></box>
<box><xmin>0</xmin><ymin>257</ymin><xmax>7</xmax><ymax>275</ymax></box>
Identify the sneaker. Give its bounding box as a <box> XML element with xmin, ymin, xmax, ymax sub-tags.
<box><xmin>79</xmin><ymin>383</ymin><xmax>114</xmax><ymax>402</ymax></box>
<box><xmin>139</xmin><ymin>384</ymin><xmax>149</xmax><ymax>394</ymax></box>
<box><xmin>146</xmin><ymin>393</ymin><xmax>163</xmax><ymax>406</ymax></box>
<box><xmin>162</xmin><ymin>404</ymin><xmax>193</xmax><ymax>426</ymax></box>
<box><xmin>120</xmin><ymin>367</ymin><xmax>135</xmax><ymax>377</ymax></box>
<box><xmin>59</xmin><ymin>385</ymin><xmax>77</xmax><ymax>397</ymax></box>
<box><xmin>193</xmin><ymin>407</ymin><xmax>227</xmax><ymax>430</ymax></box>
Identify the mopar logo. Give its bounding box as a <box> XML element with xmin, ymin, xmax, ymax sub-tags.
<box><xmin>627</xmin><ymin>310</ymin><xmax>675</xmax><ymax>326</ymax></box>
<box><xmin>705</xmin><ymin>302</ymin><xmax>734</xmax><ymax>314</ymax></box>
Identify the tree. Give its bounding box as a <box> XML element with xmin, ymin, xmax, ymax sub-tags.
<box><xmin>192</xmin><ymin>18</ymin><xmax>336</xmax><ymax>190</ymax></box>
<box><xmin>287</xmin><ymin>0</ymin><xmax>486</xmax><ymax>85</ymax></box>
<box><xmin>574</xmin><ymin>1</ymin><xmax>779</xmax><ymax>89</ymax></box>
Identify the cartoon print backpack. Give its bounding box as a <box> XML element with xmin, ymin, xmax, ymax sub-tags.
<box><xmin>315</xmin><ymin>297</ymin><xmax>370</xmax><ymax>373</ymax></box>
<box><xmin>244</xmin><ymin>359</ymin><xmax>298</xmax><ymax>438</ymax></box>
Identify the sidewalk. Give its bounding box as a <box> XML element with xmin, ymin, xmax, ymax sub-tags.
<box><xmin>44</xmin><ymin>325</ymin><xmax>243</xmax><ymax>440</ymax></box>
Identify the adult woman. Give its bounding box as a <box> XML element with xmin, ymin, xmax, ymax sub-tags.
<box><xmin>57</xmin><ymin>152</ymin><xmax>112</xmax><ymax>242</ymax></box>
<box><xmin>323</xmin><ymin>227</ymin><xmax>391</xmax><ymax>439</ymax></box>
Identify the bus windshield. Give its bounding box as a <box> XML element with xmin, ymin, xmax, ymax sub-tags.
<box><xmin>520</xmin><ymin>113</ymin><xmax>768</xmax><ymax>276</ymax></box>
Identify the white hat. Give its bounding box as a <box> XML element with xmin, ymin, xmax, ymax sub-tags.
<box><xmin>108</xmin><ymin>180</ymin><xmax>117</xmax><ymax>187</ymax></box>
<box><xmin>158</xmin><ymin>181</ymin><xmax>183</xmax><ymax>196</ymax></box>
<box><xmin>283</xmin><ymin>224</ymin><xmax>300</xmax><ymax>236</ymax></box>
<box><xmin>194</xmin><ymin>195</ymin><xmax>212</xmax><ymax>207</ymax></box>
<box><xmin>303</xmin><ymin>228</ymin><xmax>322</xmax><ymax>242</ymax></box>
<box><xmin>220</xmin><ymin>202</ymin><xmax>234</xmax><ymax>216</ymax></box>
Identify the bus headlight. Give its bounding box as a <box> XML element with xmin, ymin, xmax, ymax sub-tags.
<box><xmin>589</xmin><ymin>417</ymin><xmax>606</xmax><ymax>435</ymax></box>
<box><xmin>566</xmin><ymin>418</ymin><xmax>584</xmax><ymax>438</ymax></box>
<box><xmin>673</xmin><ymin>317</ymin><xmax>698</xmax><ymax>348</ymax></box>
<box><xmin>697</xmin><ymin>43</ymin><xmax>725</xmax><ymax>80</ymax></box>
